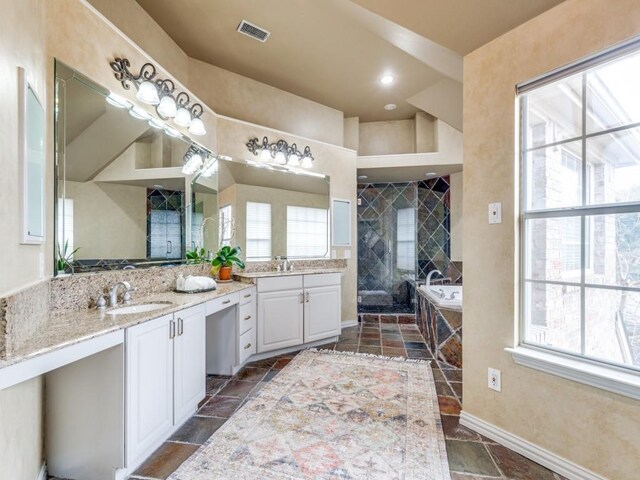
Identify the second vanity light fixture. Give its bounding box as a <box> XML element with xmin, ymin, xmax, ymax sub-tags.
<box><xmin>246</xmin><ymin>136</ymin><xmax>314</xmax><ymax>169</ymax></box>
<box><xmin>182</xmin><ymin>145</ymin><xmax>218</xmax><ymax>177</ymax></box>
<box><xmin>109</xmin><ymin>58</ymin><xmax>206</xmax><ymax>136</ymax></box>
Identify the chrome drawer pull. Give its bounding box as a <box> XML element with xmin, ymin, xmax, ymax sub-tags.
<box><xmin>169</xmin><ymin>320</ymin><xmax>176</xmax><ymax>339</ymax></box>
<box><xmin>177</xmin><ymin>318</ymin><xmax>184</xmax><ymax>336</ymax></box>
<box><xmin>222</xmin><ymin>299</ymin><xmax>231</xmax><ymax>305</ymax></box>
<box><xmin>243</xmin><ymin>293</ymin><xmax>251</xmax><ymax>298</ymax></box>
<box><xmin>244</xmin><ymin>315</ymin><xmax>252</xmax><ymax>320</ymax></box>
<box><xmin>244</xmin><ymin>343</ymin><xmax>252</xmax><ymax>350</ymax></box>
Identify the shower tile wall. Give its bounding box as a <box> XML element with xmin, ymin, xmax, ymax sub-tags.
<box><xmin>357</xmin><ymin>177</ymin><xmax>461</xmax><ymax>315</ymax></box>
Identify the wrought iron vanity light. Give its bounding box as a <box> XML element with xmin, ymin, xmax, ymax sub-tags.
<box><xmin>246</xmin><ymin>136</ymin><xmax>314</xmax><ymax>168</ymax></box>
<box><xmin>109</xmin><ymin>58</ymin><xmax>206</xmax><ymax>136</ymax></box>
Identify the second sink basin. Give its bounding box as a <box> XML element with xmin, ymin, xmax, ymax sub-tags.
<box><xmin>107</xmin><ymin>301</ymin><xmax>174</xmax><ymax>315</ymax></box>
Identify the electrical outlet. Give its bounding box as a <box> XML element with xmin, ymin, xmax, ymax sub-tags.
<box><xmin>488</xmin><ymin>368</ymin><xmax>501</xmax><ymax>392</ymax></box>
<box><xmin>357</xmin><ymin>295</ymin><xmax>362</xmax><ymax>303</ymax></box>
<box><xmin>488</xmin><ymin>202</ymin><xmax>502</xmax><ymax>224</ymax></box>
<box><xmin>357</xmin><ymin>198</ymin><xmax>362</xmax><ymax>206</ymax></box>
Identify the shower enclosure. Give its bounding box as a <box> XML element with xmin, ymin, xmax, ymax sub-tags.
<box><xmin>357</xmin><ymin>177</ymin><xmax>460</xmax><ymax>315</ymax></box>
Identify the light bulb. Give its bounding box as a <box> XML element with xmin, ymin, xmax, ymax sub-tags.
<box><xmin>174</xmin><ymin>107</ymin><xmax>192</xmax><ymax>127</ymax></box>
<box><xmin>188</xmin><ymin>117</ymin><xmax>206</xmax><ymax>136</ymax></box>
<box><xmin>157</xmin><ymin>95</ymin><xmax>177</xmax><ymax>117</ymax></box>
<box><xmin>259</xmin><ymin>148</ymin><xmax>271</xmax><ymax>162</ymax></box>
<box><xmin>301</xmin><ymin>156</ymin><xmax>313</xmax><ymax>169</ymax></box>
<box><xmin>106</xmin><ymin>92</ymin><xmax>131</xmax><ymax>109</ymax></box>
<box><xmin>275</xmin><ymin>151</ymin><xmax>287</xmax><ymax>165</ymax></box>
<box><xmin>201</xmin><ymin>159</ymin><xmax>218</xmax><ymax>178</ymax></box>
<box><xmin>136</xmin><ymin>80</ymin><xmax>160</xmax><ymax>105</ymax></box>
<box><xmin>288</xmin><ymin>153</ymin><xmax>300</xmax><ymax>167</ymax></box>
<box><xmin>189</xmin><ymin>153</ymin><xmax>203</xmax><ymax>170</ymax></box>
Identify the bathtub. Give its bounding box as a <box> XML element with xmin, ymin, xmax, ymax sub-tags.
<box><xmin>419</xmin><ymin>284</ymin><xmax>463</xmax><ymax>309</ymax></box>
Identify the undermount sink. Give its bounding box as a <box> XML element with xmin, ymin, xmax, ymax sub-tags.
<box><xmin>107</xmin><ymin>302</ymin><xmax>174</xmax><ymax>315</ymax></box>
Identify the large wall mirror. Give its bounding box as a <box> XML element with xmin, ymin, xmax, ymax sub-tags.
<box><xmin>54</xmin><ymin>60</ymin><xmax>331</xmax><ymax>274</ymax></box>
<box><xmin>212</xmin><ymin>160</ymin><xmax>330</xmax><ymax>261</ymax></box>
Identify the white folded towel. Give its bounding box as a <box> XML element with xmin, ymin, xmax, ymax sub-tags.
<box><xmin>183</xmin><ymin>275</ymin><xmax>217</xmax><ymax>291</ymax></box>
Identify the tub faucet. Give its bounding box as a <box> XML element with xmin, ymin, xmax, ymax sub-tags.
<box><xmin>109</xmin><ymin>281</ymin><xmax>133</xmax><ymax>307</ymax></box>
<box><xmin>449</xmin><ymin>291</ymin><xmax>459</xmax><ymax>300</ymax></box>
<box><xmin>426</xmin><ymin>270</ymin><xmax>443</xmax><ymax>286</ymax></box>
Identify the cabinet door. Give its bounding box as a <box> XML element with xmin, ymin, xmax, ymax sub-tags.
<box><xmin>126</xmin><ymin>314</ymin><xmax>174</xmax><ymax>467</ymax></box>
<box><xmin>174</xmin><ymin>304</ymin><xmax>206</xmax><ymax>425</ymax></box>
<box><xmin>257</xmin><ymin>290</ymin><xmax>304</xmax><ymax>353</ymax></box>
<box><xmin>304</xmin><ymin>285</ymin><xmax>342</xmax><ymax>343</ymax></box>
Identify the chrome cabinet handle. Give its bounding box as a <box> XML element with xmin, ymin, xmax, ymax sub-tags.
<box><xmin>305</xmin><ymin>292</ymin><xmax>310</xmax><ymax>303</ymax></box>
<box><xmin>244</xmin><ymin>343</ymin><xmax>252</xmax><ymax>350</ymax></box>
<box><xmin>178</xmin><ymin>318</ymin><xmax>184</xmax><ymax>336</ymax></box>
<box><xmin>299</xmin><ymin>292</ymin><xmax>304</xmax><ymax>303</ymax></box>
<box><xmin>222</xmin><ymin>299</ymin><xmax>231</xmax><ymax>305</ymax></box>
<box><xmin>169</xmin><ymin>320</ymin><xmax>176</xmax><ymax>339</ymax></box>
<box><xmin>244</xmin><ymin>315</ymin><xmax>252</xmax><ymax>320</ymax></box>
<box><xmin>243</xmin><ymin>293</ymin><xmax>251</xmax><ymax>298</ymax></box>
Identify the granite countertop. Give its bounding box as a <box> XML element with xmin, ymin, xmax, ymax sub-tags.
<box><xmin>0</xmin><ymin>281</ymin><xmax>253</xmax><ymax>369</ymax></box>
<box><xmin>234</xmin><ymin>268</ymin><xmax>345</xmax><ymax>281</ymax></box>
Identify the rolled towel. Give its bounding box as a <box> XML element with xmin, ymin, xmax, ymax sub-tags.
<box><xmin>183</xmin><ymin>275</ymin><xmax>217</xmax><ymax>291</ymax></box>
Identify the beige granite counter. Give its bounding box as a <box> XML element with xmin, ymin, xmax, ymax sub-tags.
<box><xmin>234</xmin><ymin>268</ymin><xmax>346</xmax><ymax>282</ymax></box>
<box><xmin>0</xmin><ymin>281</ymin><xmax>252</xmax><ymax>369</ymax></box>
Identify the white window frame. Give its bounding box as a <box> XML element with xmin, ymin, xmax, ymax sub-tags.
<box><xmin>219</xmin><ymin>204</ymin><xmax>232</xmax><ymax>247</ymax></box>
<box><xmin>286</xmin><ymin>205</ymin><xmax>329</xmax><ymax>259</ymax></box>
<box><xmin>246</xmin><ymin>201</ymin><xmax>271</xmax><ymax>261</ymax></box>
<box><xmin>514</xmin><ymin>36</ymin><xmax>640</xmax><ymax>400</ymax></box>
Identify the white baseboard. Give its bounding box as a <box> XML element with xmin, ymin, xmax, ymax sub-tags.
<box><xmin>341</xmin><ymin>319</ymin><xmax>358</xmax><ymax>328</ymax></box>
<box><xmin>36</xmin><ymin>464</ymin><xmax>46</xmax><ymax>480</ymax></box>
<box><xmin>459</xmin><ymin>411</ymin><xmax>607</xmax><ymax>480</ymax></box>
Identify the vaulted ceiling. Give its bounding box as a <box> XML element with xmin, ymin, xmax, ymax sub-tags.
<box><xmin>134</xmin><ymin>0</ymin><xmax>563</xmax><ymax>127</ymax></box>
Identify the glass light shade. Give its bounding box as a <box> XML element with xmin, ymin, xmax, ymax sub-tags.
<box><xmin>301</xmin><ymin>156</ymin><xmax>313</xmax><ymax>169</ymax></box>
<box><xmin>129</xmin><ymin>105</ymin><xmax>151</xmax><ymax>120</ymax></box>
<box><xmin>188</xmin><ymin>153</ymin><xmax>203</xmax><ymax>170</ymax></box>
<box><xmin>275</xmin><ymin>151</ymin><xmax>287</xmax><ymax>165</ymax></box>
<box><xmin>157</xmin><ymin>95</ymin><xmax>177</xmax><ymax>117</ymax></box>
<box><xmin>148</xmin><ymin>118</ymin><xmax>165</xmax><ymax>129</ymax></box>
<box><xmin>287</xmin><ymin>153</ymin><xmax>300</xmax><ymax>167</ymax></box>
<box><xmin>174</xmin><ymin>107</ymin><xmax>192</xmax><ymax>127</ymax></box>
<box><xmin>259</xmin><ymin>148</ymin><xmax>271</xmax><ymax>162</ymax></box>
<box><xmin>136</xmin><ymin>81</ymin><xmax>160</xmax><ymax>105</ymax></box>
<box><xmin>181</xmin><ymin>163</ymin><xmax>196</xmax><ymax>175</ymax></box>
<box><xmin>201</xmin><ymin>159</ymin><xmax>218</xmax><ymax>178</ymax></box>
<box><xmin>106</xmin><ymin>92</ymin><xmax>131</xmax><ymax>109</ymax></box>
<box><xmin>188</xmin><ymin>117</ymin><xmax>206</xmax><ymax>136</ymax></box>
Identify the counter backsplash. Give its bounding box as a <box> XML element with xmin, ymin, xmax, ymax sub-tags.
<box><xmin>0</xmin><ymin>258</ymin><xmax>347</xmax><ymax>358</ymax></box>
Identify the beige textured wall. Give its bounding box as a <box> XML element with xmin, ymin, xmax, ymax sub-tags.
<box><xmin>188</xmin><ymin>58</ymin><xmax>345</xmax><ymax>147</ymax></box>
<box><xmin>358</xmin><ymin>119</ymin><xmax>416</xmax><ymax>156</ymax></box>
<box><xmin>65</xmin><ymin>181</ymin><xmax>147</xmax><ymax>260</ymax></box>
<box><xmin>220</xmin><ymin>184</ymin><xmax>329</xmax><ymax>259</ymax></box>
<box><xmin>343</xmin><ymin>117</ymin><xmax>360</xmax><ymax>151</ymax></box>
<box><xmin>0</xmin><ymin>0</ymin><xmax>46</xmax><ymax>477</ymax></box>
<box><xmin>449</xmin><ymin>172</ymin><xmax>462</xmax><ymax>262</ymax></box>
<box><xmin>216</xmin><ymin>116</ymin><xmax>358</xmax><ymax>322</ymax></box>
<box><xmin>415</xmin><ymin>111</ymin><xmax>437</xmax><ymax>153</ymax></box>
<box><xmin>463</xmin><ymin>1</ymin><xmax>640</xmax><ymax>479</ymax></box>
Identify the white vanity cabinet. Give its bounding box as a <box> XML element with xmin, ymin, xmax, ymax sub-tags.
<box><xmin>256</xmin><ymin>273</ymin><xmax>341</xmax><ymax>354</ymax></box>
<box><xmin>125</xmin><ymin>303</ymin><xmax>205</xmax><ymax>469</ymax></box>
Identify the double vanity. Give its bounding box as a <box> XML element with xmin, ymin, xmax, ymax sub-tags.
<box><xmin>0</xmin><ymin>267</ymin><xmax>343</xmax><ymax>480</ymax></box>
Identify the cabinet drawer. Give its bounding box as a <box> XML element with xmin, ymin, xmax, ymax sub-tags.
<box><xmin>257</xmin><ymin>275</ymin><xmax>303</xmax><ymax>293</ymax></box>
<box><xmin>238</xmin><ymin>301</ymin><xmax>256</xmax><ymax>336</ymax></box>
<box><xmin>303</xmin><ymin>273</ymin><xmax>341</xmax><ymax>288</ymax></box>
<box><xmin>239</xmin><ymin>287</ymin><xmax>256</xmax><ymax>305</ymax></box>
<box><xmin>205</xmin><ymin>292</ymin><xmax>239</xmax><ymax>316</ymax></box>
<box><xmin>238</xmin><ymin>328</ymin><xmax>256</xmax><ymax>365</ymax></box>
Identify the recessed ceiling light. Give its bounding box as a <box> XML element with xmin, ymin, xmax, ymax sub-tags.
<box><xmin>425</xmin><ymin>172</ymin><xmax>437</xmax><ymax>177</ymax></box>
<box><xmin>380</xmin><ymin>74</ymin><xmax>395</xmax><ymax>85</ymax></box>
<box><xmin>153</xmin><ymin>184</ymin><xmax>164</xmax><ymax>189</ymax></box>
<box><xmin>384</xmin><ymin>103</ymin><xmax>397</xmax><ymax>111</ymax></box>
<box><xmin>358</xmin><ymin>175</ymin><xmax>368</xmax><ymax>180</ymax></box>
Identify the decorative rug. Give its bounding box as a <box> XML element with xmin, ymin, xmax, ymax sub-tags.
<box><xmin>170</xmin><ymin>350</ymin><xmax>451</xmax><ymax>480</ymax></box>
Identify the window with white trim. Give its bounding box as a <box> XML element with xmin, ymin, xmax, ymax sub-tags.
<box><xmin>286</xmin><ymin>206</ymin><xmax>329</xmax><ymax>258</ymax></box>
<box><xmin>520</xmin><ymin>44</ymin><xmax>640</xmax><ymax>371</ymax></box>
<box><xmin>396</xmin><ymin>208</ymin><xmax>415</xmax><ymax>271</ymax></box>
<box><xmin>246</xmin><ymin>202</ymin><xmax>271</xmax><ymax>260</ymax></box>
<box><xmin>219</xmin><ymin>204</ymin><xmax>232</xmax><ymax>247</ymax></box>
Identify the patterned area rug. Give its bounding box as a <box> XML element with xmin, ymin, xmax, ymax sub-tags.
<box><xmin>170</xmin><ymin>350</ymin><xmax>451</xmax><ymax>479</ymax></box>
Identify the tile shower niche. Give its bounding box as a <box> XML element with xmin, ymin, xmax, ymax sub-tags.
<box><xmin>357</xmin><ymin>177</ymin><xmax>461</xmax><ymax>316</ymax></box>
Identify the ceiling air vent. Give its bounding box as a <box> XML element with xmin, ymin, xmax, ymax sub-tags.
<box><xmin>236</xmin><ymin>20</ymin><xmax>271</xmax><ymax>43</ymax></box>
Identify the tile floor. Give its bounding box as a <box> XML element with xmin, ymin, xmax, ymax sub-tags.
<box><xmin>72</xmin><ymin>320</ymin><xmax>565</xmax><ymax>480</ymax></box>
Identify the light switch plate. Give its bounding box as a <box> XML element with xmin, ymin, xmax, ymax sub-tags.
<box><xmin>488</xmin><ymin>202</ymin><xmax>502</xmax><ymax>224</ymax></box>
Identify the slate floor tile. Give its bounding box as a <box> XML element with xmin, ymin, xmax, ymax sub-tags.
<box><xmin>198</xmin><ymin>395</ymin><xmax>243</xmax><ymax>418</ymax></box>
<box><xmin>218</xmin><ymin>379</ymin><xmax>258</xmax><ymax>398</ymax></box>
<box><xmin>445</xmin><ymin>440</ymin><xmax>501</xmax><ymax>477</ymax></box>
<box><xmin>169</xmin><ymin>416</ymin><xmax>226</xmax><ymax>445</ymax></box>
<box><xmin>132</xmin><ymin>442</ymin><xmax>199</xmax><ymax>479</ymax></box>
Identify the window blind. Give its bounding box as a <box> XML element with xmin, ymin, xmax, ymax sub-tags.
<box><xmin>287</xmin><ymin>206</ymin><xmax>329</xmax><ymax>258</ymax></box>
<box><xmin>246</xmin><ymin>202</ymin><xmax>271</xmax><ymax>260</ymax></box>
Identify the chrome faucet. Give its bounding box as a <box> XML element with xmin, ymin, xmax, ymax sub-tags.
<box><xmin>109</xmin><ymin>281</ymin><xmax>133</xmax><ymax>307</ymax></box>
<box><xmin>275</xmin><ymin>256</ymin><xmax>291</xmax><ymax>272</ymax></box>
<box><xmin>426</xmin><ymin>269</ymin><xmax>443</xmax><ymax>286</ymax></box>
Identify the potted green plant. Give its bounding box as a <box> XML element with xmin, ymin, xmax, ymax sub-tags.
<box><xmin>186</xmin><ymin>247</ymin><xmax>208</xmax><ymax>264</ymax></box>
<box><xmin>211</xmin><ymin>245</ymin><xmax>245</xmax><ymax>281</ymax></box>
<box><xmin>56</xmin><ymin>240</ymin><xmax>79</xmax><ymax>274</ymax></box>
